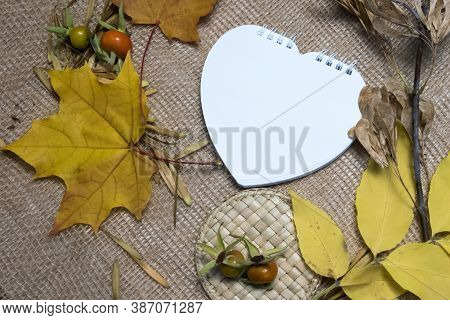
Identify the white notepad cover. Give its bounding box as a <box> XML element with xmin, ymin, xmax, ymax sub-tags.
<box><xmin>201</xmin><ymin>25</ymin><xmax>365</xmax><ymax>187</ymax></box>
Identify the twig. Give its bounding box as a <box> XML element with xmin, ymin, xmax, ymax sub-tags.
<box><xmin>139</xmin><ymin>23</ymin><xmax>159</xmax><ymax>124</ymax></box>
<box><xmin>135</xmin><ymin>147</ymin><xmax>220</xmax><ymax>166</ymax></box>
<box><xmin>173</xmin><ymin>165</ymin><xmax>179</xmax><ymax>228</ymax></box>
<box><xmin>411</xmin><ymin>2</ymin><xmax>431</xmax><ymax>241</ymax></box>
<box><xmin>310</xmin><ymin>281</ymin><xmax>340</xmax><ymax>300</ymax></box>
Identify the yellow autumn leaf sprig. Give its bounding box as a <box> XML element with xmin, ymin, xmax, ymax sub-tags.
<box><xmin>290</xmin><ymin>124</ymin><xmax>450</xmax><ymax>300</ymax></box>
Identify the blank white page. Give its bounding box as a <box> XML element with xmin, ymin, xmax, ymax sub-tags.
<box><xmin>201</xmin><ymin>25</ymin><xmax>365</xmax><ymax>187</ymax></box>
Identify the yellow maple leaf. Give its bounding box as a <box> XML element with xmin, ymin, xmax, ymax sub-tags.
<box><xmin>112</xmin><ymin>0</ymin><xmax>218</xmax><ymax>42</ymax></box>
<box><xmin>2</xmin><ymin>54</ymin><xmax>157</xmax><ymax>234</ymax></box>
<box><xmin>289</xmin><ymin>190</ymin><xmax>349</xmax><ymax>280</ymax></box>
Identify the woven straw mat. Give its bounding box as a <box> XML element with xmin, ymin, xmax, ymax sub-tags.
<box><xmin>196</xmin><ymin>189</ymin><xmax>321</xmax><ymax>300</ymax></box>
<box><xmin>0</xmin><ymin>0</ymin><xmax>449</xmax><ymax>299</ymax></box>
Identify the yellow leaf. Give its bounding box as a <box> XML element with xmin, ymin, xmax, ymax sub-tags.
<box><xmin>436</xmin><ymin>235</ymin><xmax>450</xmax><ymax>255</ymax></box>
<box><xmin>2</xmin><ymin>54</ymin><xmax>157</xmax><ymax>234</ymax></box>
<box><xmin>382</xmin><ymin>243</ymin><xmax>450</xmax><ymax>300</ymax></box>
<box><xmin>341</xmin><ymin>263</ymin><xmax>405</xmax><ymax>300</ymax></box>
<box><xmin>428</xmin><ymin>152</ymin><xmax>450</xmax><ymax>236</ymax></box>
<box><xmin>289</xmin><ymin>190</ymin><xmax>349</xmax><ymax>279</ymax></box>
<box><xmin>356</xmin><ymin>124</ymin><xmax>415</xmax><ymax>255</ymax></box>
<box><xmin>113</xmin><ymin>0</ymin><xmax>218</xmax><ymax>42</ymax></box>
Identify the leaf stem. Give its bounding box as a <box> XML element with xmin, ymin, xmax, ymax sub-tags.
<box><xmin>411</xmin><ymin>3</ymin><xmax>431</xmax><ymax>241</ymax></box>
<box><xmin>135</xmin><ymin>147</ymin><xmax>220</xmax><ymax>166</ymax></box>
<box><xmin>310</xmin><ymin>281</ymin><xmax>340</xmax><ymax>300</ymax></box>
<box><xmin>173</xmin><ymin>164</ymin><xmax>179</xmax><ymax>228</ymax></box>
<box><xmin>139</xmin><ymin>23</ymin><xmax>159</xmax><ymax>123</ymax></box>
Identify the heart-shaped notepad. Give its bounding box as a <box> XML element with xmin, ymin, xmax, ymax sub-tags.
<box><xmin>201</xmin><ymin>25</ymin><xmax>365</xmax><ymax>187</ymax></box>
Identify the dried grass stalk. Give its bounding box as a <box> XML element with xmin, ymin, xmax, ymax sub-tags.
<box><xmin>102</xmin><ymin>228</ymin><xmax>168</xmax><ymax>287</ymax></box>
<box><xmin>146</xmin><ymin>124</ymin><xmax>187</xmax><ymax>139</ymax></box>
<box><xmin>102</xmin><ymin>229</ymin><xmax>143</xmax><ymax>261</ymax></box>
<box><xmin>85</xmin><ymin>0</ymin><xmax>97</xmax><ymax>25</ymax></box>
<box><xmin>33</xmin><ymin>67</ymin><xmax>58</xmax><ymax>99</ymax></box>
<box><xmin>145</xmin><ymin>88</ymin><xmax>157</xmax><ymax>96</ymax></box>
<box><xmin>152</xmin><ymin>149</ymin><xmax>192</xmax><ymax>205</ymax></box>
<box><xmin>133</xmin><ymin>258</ymin><xmax>169</xmax><ymax>288</ymax></box>
<box><xmin>173</xmin><ymin>139</ymin><xmax>209</xmax><ymax>160</ymax></box>
<box><xmin>112</xmin><ymin>259</ymin><xmax>120</xmax><ymax>300</ymax></box>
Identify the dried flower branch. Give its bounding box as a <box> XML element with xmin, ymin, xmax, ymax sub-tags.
<box><xmin>415</xmin><ymin>0</ymin><xmax>450</xmax><ymax>44</ymax></box>
<box><xmin>338</xmin><ymin>0</ymin><xmax>449</xmax><ymax>241</ymax></box>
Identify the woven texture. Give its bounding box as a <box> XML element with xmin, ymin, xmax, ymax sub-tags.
<box><xmin>0</xmin><ymin>0</ymin><xmax>448</xmax><ymax>299</ymax></box>
<box><xmin>196</xmin><ymin>189</ymin><xmax>321</xmax><ymax>300</ymax></box>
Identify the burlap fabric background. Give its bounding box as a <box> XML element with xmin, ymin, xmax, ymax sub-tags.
<box><xmin>0</xmin><ymin>0</ymin><xmax>448</xmax><ymax>299</ymax></box>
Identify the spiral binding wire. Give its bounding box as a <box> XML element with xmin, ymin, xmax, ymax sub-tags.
<box><xmin>257</xmin><ymin>25</ymin><xmax>295</xmax><ymax>50</ymax></box>
<box><xmin>316</xmin><ymin>50</ymin><xmax>355</xmax><ymax>75</ymax></box>
<box><xmin>257</xmin><ymin>26</ymin><xmax>355</xmax><ymax>75</ymax></box>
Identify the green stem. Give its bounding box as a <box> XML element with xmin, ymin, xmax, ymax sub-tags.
<box><xmin>310</xmin><ymin>281</ymin><xmax>340</xmax><ymax>300</ymax></box>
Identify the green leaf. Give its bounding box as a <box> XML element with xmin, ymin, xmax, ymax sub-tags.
<box><xmin>222</xmin><ymin>258</ymin><xmax>252</xmax><ymax>268</ymax></box>
<box><xmin>263</xmin><ymin>246</ymin><xmax>288</xmax><ymax>257</ymax></box>
<box><xmin>231</xmin><ymin>236</ymin><xmax>259</xmax><ymax>258</ymax></box>
<box><xmin>356</xmin><ymin>124</ymin><xmax>415</xmax><ymax>255</ymax></box>
<box><xmin>46</xmin><ymin>26</ymin><xmax>69</xmax><ymax>37</ymax></box>
<box><xmin>63</xmin><ymin>8</ymin><xmax>73</xmax><ymax>28</ymax></box>
<box><xmin>198</xmin><ymin>243</ymin><xmax>219</xmax><ymax>259</ymax></box>
<box><xmin>216</xmin><ymin>224</ymin><xmax>225</xmax><ymax>252</ymax></box>
<box><xmin>118</xmin><ymin>2</ymin><xmax>126</xmax><ymax>32</ymax></box>
<box><xmin>382</xmin><ymin>243</ymin><xmax>450</xmax><ymax>300</ymax></box>
<box><xmin>428</xmin><ymin>152</ymin><xmax>450</xmax><ymax>236</ymax></box>
<box><xmin>289</xmin><ymin>190</ymin><xmax>349</xmax><ymax>279</ymax></box>
<box><xmin>341</xmin><ymin>263</ymin><xmax>405</xmax><ymax>300</ymax></box>
<box><xmin>226</xmin><ymin>236</ymin><xmax>245</xmax><ymax>252</ymax></box>
<box><xmin>198</xmin><ymin>260</ymin><xmax>217</xmax><ymax>277</ymax></box>
<box><xmin>97</xmin><ymin>18</ymin><xmax>118</xmax><ymax>31</ymax></box>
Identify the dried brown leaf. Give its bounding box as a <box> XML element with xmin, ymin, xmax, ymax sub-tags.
<box><xmin>338</xmin><ymin>0</ymin><xmax>375</xmax><ymax>33</ymax></box>
<box><xmin>364</xmin><ymin>0</ymin><xmax>408</xmax><ymax>25</ymax></box>
<box><xmin>354</xmin><ymin>118</ymin><xmax>389</xmax><ymax>167</ymax></box>
<box><xmin>385</xmin><ymin>78</ymin><xmax>434</xmax><ymax>139</ymax></box>
<box><xmin>338</xmin><ymin>0</ymin><xmax>417</xmax><ymax>39</ymax></box>
<box><xmin>416</xmin><ymin>0</ymin><xmax>450</xmax><ymax>44</ymax></box>
<box><xmin>112</xmin><ymin>259</ymin><xmax>120</xmax><ymax>300</ymax></box>
<box><xmin>371</xmin><ymin>16</ymin><xmax>408</xmax><ymax>37</ymax></box>
<box><xmin>418</xmin><ymin>97</ymin><xmax>435</xmax><ymax>137</ymax></box>
<box><xmin>352</xmin><ymin>85</ymin><xmax>397</xmax><ymax>166</ymax></box>
<box><xmin>351</xmin><ymin>79</ymin><xmax>435</xmax><ymax>165</ymax></box>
